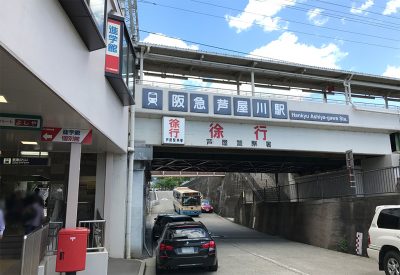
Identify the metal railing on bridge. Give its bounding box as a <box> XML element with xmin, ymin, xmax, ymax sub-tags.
<box><xmin>256</xmin><ymin>166</ymin><xmax>400</xmax><ymax>203</ymax></box>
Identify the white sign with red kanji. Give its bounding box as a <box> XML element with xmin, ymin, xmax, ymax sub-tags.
<box><xmin>41</xmin><ymin>127</ymin><xmax>92</xmax><ymax>144</ymax></box>
<box><xmin>162</xmin><ymin>117</ymin><xmax>185</xmax><ymax>145</ymax></box>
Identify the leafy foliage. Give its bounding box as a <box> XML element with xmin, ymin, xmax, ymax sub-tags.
<box><xmin>152</xmin><ymin>177</ymin><xmax>190</xmax><ymax>190</ymax></box>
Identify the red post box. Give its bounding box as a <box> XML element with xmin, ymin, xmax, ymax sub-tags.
<box><xmin>56</xmin><ymin>228</ymin><xmax>90</xmax><ymax>273</ymax></box>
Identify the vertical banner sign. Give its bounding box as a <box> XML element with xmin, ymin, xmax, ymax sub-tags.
<box><xmin>105</xmin><ymin>18</ymin><xmax>121</xmax><ymax>74</ymax></box>
<box><xmin>346</xmin><ymin>150</ymin><xmax>356</xmax><ymax>187</ymax></box>
<box><xmin>356</xmin><ymin>232</ymin><xmax>363</xmax><ymax>255</ymax></box>
<box><xmin>162</xmin><ymin>117</ymin><xmax>185</xmax><ymax>145</ymax></box>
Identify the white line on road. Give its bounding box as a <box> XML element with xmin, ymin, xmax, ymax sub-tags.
<box><xmin>231</xmin><ymin>243</ymin><xmax>310</xmax><ymax>275</ymax></box>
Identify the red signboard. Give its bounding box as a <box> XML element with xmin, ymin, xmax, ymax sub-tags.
<box><xmin>105</xmin><ymin>19</ymin><xmax>121</xmax><ymax>74</ymax></box>
<box><xmin>41</xmin><ymin>127</ymin><xmax>92</xmax><ymax>145</ymax></box>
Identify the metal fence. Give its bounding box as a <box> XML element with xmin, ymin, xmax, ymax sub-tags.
<box><xmin>257</xmin><ymin>166</ymin><xmax>400</xmax><ymax>203</ymax></box>
<box><xmin>46</xmin><ymin>221</ymin><xmax>63</xmax><ymax>255</ymax></box>
<box><xmin>20</xmin><ymin>223</ymin><xmax>49</xmax><ymax>275</ymax></box>
<box><xmin>78</xmin><ymin>220</ymin><xmax>106</xmax><ymax>252</ymax></box>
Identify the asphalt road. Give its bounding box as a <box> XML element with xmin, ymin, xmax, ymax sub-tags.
<box><xmin>145</xmin><ymin>191</ymin><xmax>382</xmax><ymax>275</ymax></box>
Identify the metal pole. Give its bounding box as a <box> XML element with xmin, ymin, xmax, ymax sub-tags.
<box><xmin>126</xmin><ymin>105</ymin><xmax>135</xmax><ymax>259</ymax></box>
<box><xmin>140</xmin><ymin>48</ymin><xmax>144</xmax><ymax>82</ymax></box>
<box><xmin>251</xmin><ymin>71</ymin><xmax>255</xmax><ymax>97</ymax></box>
<box><xmin>65</xmin><ymin>143</ymin><xmax>82</xmax><ymax>228</ymax></box>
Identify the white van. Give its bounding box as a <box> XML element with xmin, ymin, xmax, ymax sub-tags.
<box><xmin>368</xmin><ymin>205</ymin><xmax>400</xmax><ymax>275</ymax></box>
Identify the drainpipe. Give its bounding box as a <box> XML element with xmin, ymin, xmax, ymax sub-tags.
<box><xmin>126</xmin><ymin>125</ymin><xmax>134</xmax><ymax>258</ymax></box>
<box><xmin>126</xmin><ymin>105</ymin><xmax>135</xmax><ymax>259</ymax></box>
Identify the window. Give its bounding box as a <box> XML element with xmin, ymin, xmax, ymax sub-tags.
<box><xmin>377</xmin><ymin>208</ymin><xmax>400</xmax><ymax>229</ymax></box>
<box><xmin>182</xmin><ymin>196</ymin><xmax>200</xmax><ymax>206</ymax></box>
<box><xmin>171</xmin><ymin>227</ymin><xmax>208</xmax><ymax>239</ymax></box>
<box><xmin>86</xmin><ymin>0</ymin><xmax>107</xmax><ymax>36</ymax></box>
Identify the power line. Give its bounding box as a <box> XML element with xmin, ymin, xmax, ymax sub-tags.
<box><xmin>188</xmin><ymin>0</ymin><xmax>400</xmax><ymax>30</ymax></box>
<box><xmin>138</xmin><ymin>30</ymin><xmax>400</xmax><ymax>66</ymax></box>
<box><xmin>138</xmin><ymin>0</ymin><xmax>400</xmax><ymax>49</ymax></box>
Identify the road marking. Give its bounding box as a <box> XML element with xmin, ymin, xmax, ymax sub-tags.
<box><xmin>231</xmin><ymin>243</ymin><xmax>310</xmax><ymax>275</ymax></box>
<box><xmin>160</xmin><ymin>198</ymin><xmax>168</xmax><ymax>201</ymax></box>
<box><xmin>154</xmin><ymin>191</ymin><xmax>158</xmax><ymax>201</ymax></box>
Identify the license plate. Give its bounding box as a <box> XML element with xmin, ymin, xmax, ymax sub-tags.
<box><xmin>181</xmin><ymin>247</ymin><xmax>195</xmax><ymax>254</ymax></box>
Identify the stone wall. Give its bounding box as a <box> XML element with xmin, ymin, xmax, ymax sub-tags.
<box><xmin>235</xmin><ymin>194</ymin><xmax>400</xmax><ymax>255</ymax></box>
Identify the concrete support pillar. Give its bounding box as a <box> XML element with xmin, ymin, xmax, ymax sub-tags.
<box><xmin>104</xmin><ymin>153</ymin><xmax>127</xmax><ymax>258</ymax></box>
<box><xmin>65</xmin><ymin>143</ymin><xmax>82</xmax><ymax>228</ymax></box>
<box><xmin>94</xmin><ymin>153</ymin><xmax>106</xmax><ymax>218</ymax></box>
<box><xmin>236</xmin><ymin>81</ymin><xmax>240</xmax><ymax>95</ymax></box>
<box><xmin>250</xmin><ymin>71</ymin><xmax>255</xmax><ymax>97</ymax></box>
<box><xmin>323</xmin><ymin>92</ymin><xmax>328</xmax><ymax>103</ymax></box>
<box><xmin>130</xmin><ymin>160</ymin><xmax>146</xmax><ymax>257</ymax></box>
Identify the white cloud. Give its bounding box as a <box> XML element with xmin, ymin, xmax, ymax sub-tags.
<box><xmin>383</xmin><ymin>65</ymin><xmax>400</xmax><ymax>78</ymax></box>
<box><xmin>307</xmin><ymin>8</ymin><xmax>329</xmax><ymax>26</ymax></box>
<box><xmin>383</xmin><ymin>0</ymin><xmax>400</xmax><ymax>15</ymax></box>
<box><xmin>141</xmin><ymin>33</ymin><xmax>199</xmax><ymax>50</ymax></box>
<box><xmin>225</xmin><ymin>0</ymin><xmax>296</xmax><ymax>32</ymax></box>
<box><xmin>350</xmin><ymin>0</ymin><xmax>374</xmax><ymax>14</ymax></box>
<box><xmin>249</xmin><ymin>32</ymin><xmax>347</xmax><ymax>69</ymax></box>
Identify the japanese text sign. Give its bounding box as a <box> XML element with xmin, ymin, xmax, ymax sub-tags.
<box><xmin>0</xmin><ymin>114</ymin><xmax>41</xmax><ymax>130</ymax></box>
<box><xmin>190</xmin><ymin>93</ymin><xmax>209</xmax><ymax>113</ymax></box>
<box><xmin>233</xmin><ymin>98</ymin><xmax>251</xmax><ymax>116</ymax></box>
<box><xmin>271</xmin><ymin>101</ymin><xmax>288</xmax><ymax>119</ymax></box>
<box><xmin>105</xmin><ymin>18</ymin><xmax>121</xmax><ymax>74</ymax></box>
<box><xmin>162</xmin><ymin>117</ymin><xmax>185</xmax><ymax>145</ymax></box>
<box><xmin>213</xmin><ymin>96</ymin><xmax>232</xmax><ymax>115</ymax></box>
<box><xmin>168</xmin><ymin>91</ymin><xmax>188</xmax><ymax>112</ymax></box>
<box><xmin>41</xmin><ymin>128</ymin><xmax>92</xmax><ymax>144</ymax></box>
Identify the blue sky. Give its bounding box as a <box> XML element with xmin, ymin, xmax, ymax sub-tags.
<box><xmin>138</xmin><ymin>0</ymin><xmax>400</xmax><ymax>78</ymax></box>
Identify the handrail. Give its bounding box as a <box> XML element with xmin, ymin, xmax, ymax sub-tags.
<box><xmin>21</xmin><ymin>223</ymin><xmax>49</xmax><ymax>275</ymax></box>
<box><xmin>78</xmin><ymin>220</ymin><xmax>106</xmax><ymax>252</ymax></box>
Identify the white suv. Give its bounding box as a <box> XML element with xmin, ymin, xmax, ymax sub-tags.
<box><xmin>368</xmin><ymin>205</ymin><xmax>400</xmax><ymax>275</ymax></box>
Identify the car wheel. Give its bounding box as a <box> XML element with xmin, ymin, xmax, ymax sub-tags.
<box><xmin>384</xmin><ymin>251</ymin><xmax>400</xmax><ymax>275</ymax></box>
<box><xmin>156</xmin><ymin>265</ymin><xmax>165</xmax><ymax>274</ymax></box>
<box><xmin>209</xmin><ymin>260</ymin><xmax>218</xmax><ymax>271</ymax></box>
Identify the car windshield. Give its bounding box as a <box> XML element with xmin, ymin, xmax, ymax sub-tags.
<box><xmin>182</xmin><ymin>196</ymin><xmax>200</xmax><ymax>206</ymax></box>
<box><xmin>202</xmin><ymin>199</ymin><xmax>210</xmax><ymax>205</ymax></box>
<box><xmin>171</xmin><ymin>227</ymin><xmax>208</xmax><ymax>239</ymax></box>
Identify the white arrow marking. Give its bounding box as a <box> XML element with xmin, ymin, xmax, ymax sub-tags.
<box><xmin>42</xmin><ymin>133</ymin><xmax>53</xmax><ymax>140</ymax></box>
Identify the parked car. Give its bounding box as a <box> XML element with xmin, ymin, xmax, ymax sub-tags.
<box><xmin>152</xmin><ymin>214</ymin><xmax>194</xmax><ymax>241</ymax></box>
<box><xmin>368</xmin><ymin>205</ymin><xmax>400</xmax><ymax>275</ymax></box>
<box><xmin>155</xmin><ymin>221</ymin><xmax>218</xmax><ymax>273</ymax></box>
<box><xmin>201</xmin><ymin>199</ymin><xmax>214</xmax><ymax>213</ymax></box>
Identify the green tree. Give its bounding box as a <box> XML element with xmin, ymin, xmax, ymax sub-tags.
<box><xmin>153</xmin><ymin>177</ymin><xmax>190</xmax><ymax>190</ymax></box>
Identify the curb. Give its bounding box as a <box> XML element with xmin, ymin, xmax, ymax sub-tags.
<box><xmin>138</xmin><ymin>260</ymin><xmax>146</xmax><ymax>275</ymax></box>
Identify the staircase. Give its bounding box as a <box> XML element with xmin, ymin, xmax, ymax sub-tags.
<box><xmin>0</xmin><ymin>235</ymin><xmax>23</xmax><ymax>259</ymax></box>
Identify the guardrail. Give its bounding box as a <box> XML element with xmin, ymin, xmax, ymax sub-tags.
<box><xmin>78</xmin><ymin>220</ymin><xmax>106</xmax><ymax>252</ymax></box>
<box><xmin>136</xmin><ymin>79</ymin><xmax>400</xmax><ymax>111</ymax></box>
<box><xmin>46</xmin><ymin>221</ymin><xmax>63</xmax><ymax>255</ymax></box>
<box><xmin>257</xmin><ymin>166</ymin><xmax>400</xmax><ymax>203</ymax></box>
<box><xmin>20</xmin><ymin>224</ymin><xmax>49</xmax><ymax>275</ymax></box>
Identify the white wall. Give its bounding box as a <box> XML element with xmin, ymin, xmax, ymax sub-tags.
<box><xmin>104</xmin><ymin>153</ymin><xmax>127</xmax><ymax>258</ymax></box>
<box><xmin>135</xmin><ymin>117</ymin><xmax>392</xmax><ymax>155</ymax></box>
<box><xmin>361</xmin><ymin>154</ymin><xmax>400</xmax><ymax>170</ymax></box>
<box><xmin>0</xmin><ymin>0</ymin><xmax>128</xmax><ymax>151</ymax></box>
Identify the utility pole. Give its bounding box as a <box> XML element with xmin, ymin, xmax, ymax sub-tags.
<box><xmin>122</xmin><ymin>0</ymin><xmax>140</xmax><ymax>42</ymax></box>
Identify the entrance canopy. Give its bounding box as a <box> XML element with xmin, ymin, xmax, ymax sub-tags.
<box><xmin>0</xmin><ymin>46</ymin><xmax>123</xmax><ymax>154</ymax></box>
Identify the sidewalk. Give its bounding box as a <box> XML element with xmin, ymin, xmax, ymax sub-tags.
<box><xmin>108</xmin><ymin>258</ymin><xmax>145</xmax><ymax>275</ymax></box>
